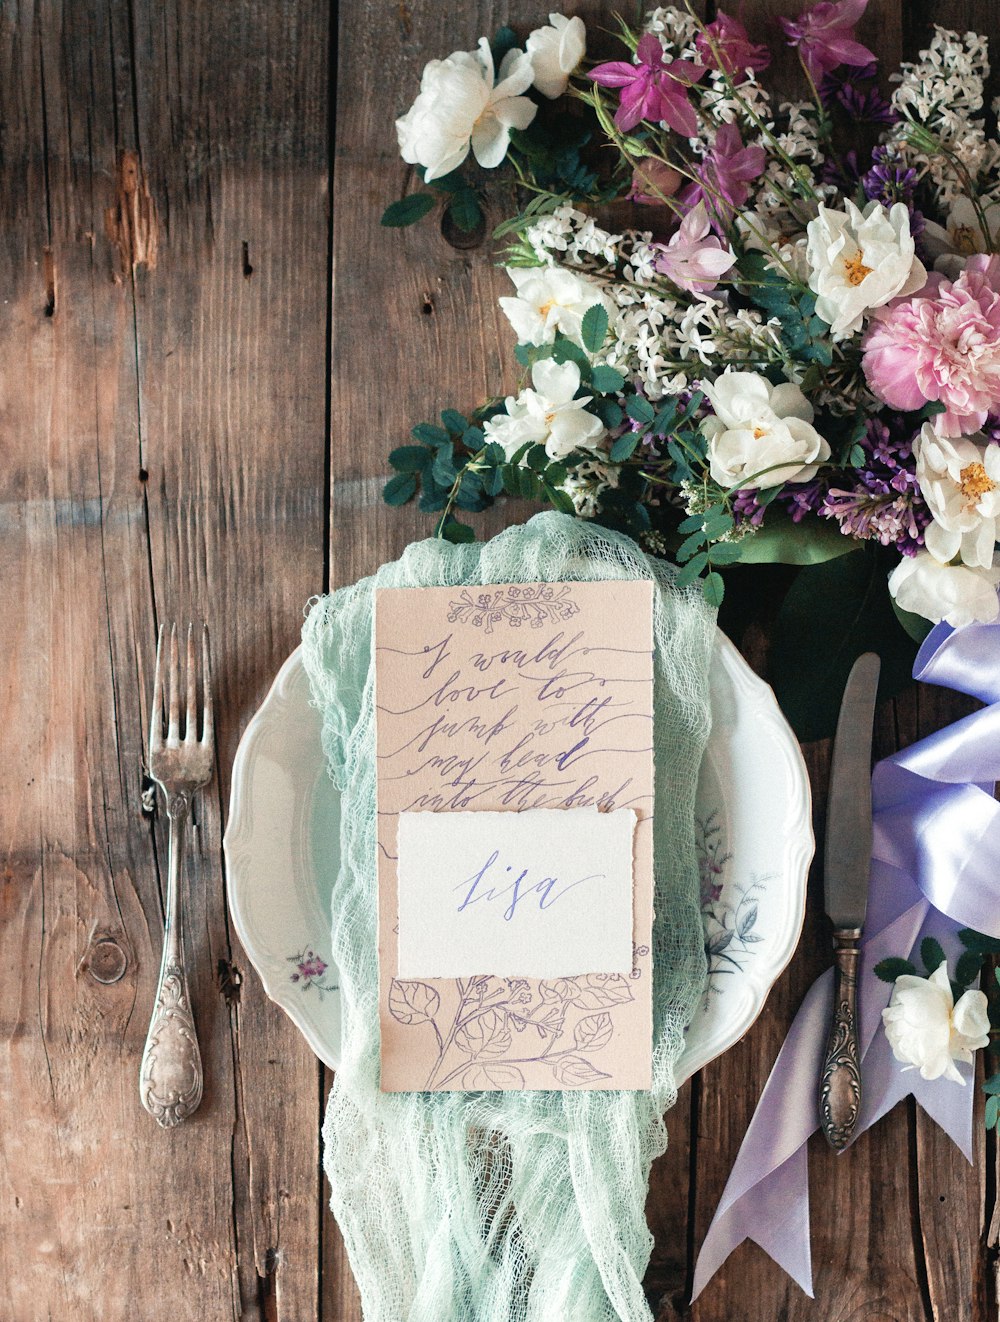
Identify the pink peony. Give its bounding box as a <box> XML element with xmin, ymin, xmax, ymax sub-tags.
<box><xmin>589</xmin><ymin>33</ymin><xmax>706</xmax><ymax>136</ymax></box>
<box><xmin>780</xmin><ymin>0</ymin><xmax>875</xmax><ymax>83</ymax></box>
<box><xmin>862</xmin><ymin>255</ymin><xmax>1000</xmax><ymax>437</ymax></box>
<box><xmin>654</xmin><ymin>203</ymin><xmax>736</xmax><ymax>294</ymax></box>
<box><xmin>696</xmin><ymin>12</ymin><xmax>770</xmax><ymax>79</ymax></box>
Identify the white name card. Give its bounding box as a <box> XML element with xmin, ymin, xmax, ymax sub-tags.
<box><xmin>396</xmin><ymin>806</ymin><xmax>636</xmax><ymax>979</ymax></box>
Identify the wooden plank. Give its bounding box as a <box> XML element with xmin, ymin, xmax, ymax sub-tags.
<box><xmin>0</xmin><ymin>1</ymin><xmax>329</xmax><ymax>1318</ymax></box>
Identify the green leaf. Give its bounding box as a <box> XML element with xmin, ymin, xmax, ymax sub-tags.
<box><xmin>982</xmin><ymin>1073</ymin><xmax>1000</xmax><ymax>1096</ymax></box>
<box><xmin>955</xmin><ymin>950</ymin><xmax>984</xmax><ymax>987</ymax></box>
<box><xmin>769</xmin><ymin>547</ymin><xmax>919</xmax><ymax>742</ymax></box>
<box><xmin>675</xmin><ymin>552</ymin><xmax>708</xmax><ymax>587</ymax></box>
<box><xmin>412</xmin><ymin>422</ymin><xmax>450</xmax><ymax>446</ymax></box>
<box><xmin>526</xmin><ymin>444</ymin><xmax>549</xmax><ymax>472</ymax></box>
<box><xmin>441</xmin><ymin>409</ymin><xmax>467</xmax><ymax>435</ymax></box>
<box><xmin>381</xmin><ymin>193</ymin><xmax>436</xmax><ymax>227</ymax></box>
<box><xmin>544</xmin><ymin>483</ymin><xmax>576</xmax><ymax>514</ymax></box>
<box><xmin>738</xmin><ymin>514</ymin><xmax>858</xmax><ymax>566</ymax></box>
<box><xmin>491</xmin><ymin>24</ymin><xmax>518</xmax><ymax>64</ymax></box>
<box><xmin>703</xmin><ymin>511</ymin><xmax>734</xmax><ymax>540</ymax></box>
<box><xmin>921</xmin><ymin>937</ymin><xmax>946</xmax><ymax>974</ymax></box>
<box><xmin>708</xmin><ymin>541</ymin><xmax>742</xmax><ymax>566</ymax></box>
<box><xmin>872</xmin><ymin>957</ymin><xmax>917</xmax><ymax>983</ymax></box>
<box><xmin>438</xmin><ymin>515</ymin><xmax>476</xmax><ymax>544</ymax></box>
<box><xmin>432</xmin><ymin>447</ymin><xmax>457</xmax><ymax>487</ymax></box>
<box><xmin>959</xmin><ymin>929</ymin><xmax>1000</xmax><ymax>953</ymax></box>
<box><xmin>388</xmin><ymin>444</ymin><xmax>431</xmax><ymax>473</ymax></box>
<box><xmin>625</xmin><ymin>394</ymin><xmax>655</xmax><ymax>425</ymax></box>
<box><xmin>986</xmin><ymin>1094</ymin><xmax>1000</xmax><ymax>1130</ymax></box>
<box><xmin>702</xmin><ymin>572</ymin><xmax>725</xmax><ymax>608</ymax></box>
<box><xmin>382</xmin><ymin>472</ymin><xmax>417</xmax><ymax>506</ymax></box>
<box><xmin>484</xmin><ymin>466</ymin><xmax>505</xmax><ymax>497</ymax></box>
<box><xmin>446</xmin><ymin>189</ymin><xmax>483</xmax><ymax>234</ymax></box>
<box><xmin>677</xmin><ymin>528</ymin><xmax>708</xmax><ymax>562</ymax></box>
<box><xmin>892</xmin><ymin>598</ymin><xmax>935</xmax><ymax>645</ymax></box>
<box><xmin>591</xmin><ymin>364</ymin><xmax>626</xmax><ymax>394</ymax></box>
<box><xmin>610</xmin><ymin>433</ymin><xmax>639</xmax><ymax>462</ymax></box>
<box><xmin>580</xmin><ymin>304</ymin><xmax>609</xmax><ymax>353</ymax></box>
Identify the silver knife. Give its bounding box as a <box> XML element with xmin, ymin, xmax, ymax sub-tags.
<box><xmin>818</xmin><ymin>651</ymin><xmax>881</xmax><ymax>1151</ymax></box>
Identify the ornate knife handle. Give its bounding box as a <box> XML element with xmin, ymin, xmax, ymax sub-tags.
<box><xmin>818</xmin><ymin>929</ymin><xmax>862</xmax><ymax>1151</ymax></box>
<box><xmin>140</xmin><ymin>794</ymin><xmax>203</xmax><ymax>1128</ymax></box>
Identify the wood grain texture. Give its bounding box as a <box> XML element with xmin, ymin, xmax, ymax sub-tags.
<box><xmin>0</xmin><ymin>0</ymin><xmax>327</xmax><ymax>1317</ymax></box>
<box><xmin>0</xmin><ymin>0</ymin><xmax>995</xmax><ymax>1317</ymax></box>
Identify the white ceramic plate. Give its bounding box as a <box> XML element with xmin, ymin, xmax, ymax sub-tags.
<box><xmin>224</xmin><ymin>632</ymin><xmax>813</xmax><ymax>1085</ymax></box>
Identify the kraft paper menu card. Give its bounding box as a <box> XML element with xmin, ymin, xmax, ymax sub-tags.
<box><xmin>375</xmin><ymin>579</ymin><xmax>655</xmax><ymax>1092</ymax></box>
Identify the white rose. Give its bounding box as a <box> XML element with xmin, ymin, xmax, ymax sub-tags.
<box><xmin>396</xmin><ymin>39</ymin><xmax>537</xmax><ymax>182</ymax></box>
<box><xmin>914</xmin><ymin>424</ymin><xmax>1000</xmax><ymax>568</ymax></box>
<box><xmin>498</xmin><ymin>265</ymin><xmax>612</xmax><ymax>347</ymax></box>
<box><xmin>882</xmin><ymin>964</ymin><xmax>990</xmax><ymax>1084</ymax></box>
<box><xmin>922</xmin><ymin>196</ymin><xmax>1000</xmax><ymax>278</ymax></box>
<box><xmin>483</xmin><ymin>358</ymin><xmax>606</xmax><ymax>460</ymax></box>
<box><xmin>806</xmin><ymin>200</ymin><xmax>927</xmax><ymax>340</ymax></box>
<box><xmin>700</xmin><ymin>371</ymin><xmax>831</xmax><ymax>490</ymax></box>
<box><xmin>888</xmin><ymin>550</ymin><xmax>1000</xmax><ymax>627</ymax></box>
<box><xmin>525</xmin><ymin>13</ymin><xmax>586</xmax><ymax>99</ymax></box>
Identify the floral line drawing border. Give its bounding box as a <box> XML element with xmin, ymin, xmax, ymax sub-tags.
<box><xmin>696</xmin><ymin>810</ymin><xmax>771</xmax><ymax>1005</ymax></box>
<box><xmin>447</xmin><ymin>584</ymin><xmax>579</xmax><ymax>633</ymax></box>
<box><xmin>288</xmin><ymin>947</ymin><xmax>339</xmax><ymax>998</ymax></box>
<box><xmin>388</xmin><ymin>957</ymin><xmax>645</xmax><ymax>1090</ymax></box>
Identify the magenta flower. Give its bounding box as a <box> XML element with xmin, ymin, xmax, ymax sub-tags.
<box><xmin>780</xmin><ymin>0</ymin><xmax>875</xmax><ymax>82</ymax></box>
<box><xmin>654</xmin><ymin>203</ymin><xmax>737</xmax><ymax>295</ymax></box>
<box><xmin>862</xmin><ymin>255</ymin><xmax>1000</xmax><ymax>438</ymax></box>
<box><xmin>589</xmin><ymin>33</ymin><xmax>706</xmax><ymax>136</ymax></box>
<box><xmin>678</xmin><ymin>123</ymin><xmax>766</xmax><ymax>230</ymax></box>
<box><xmin>696</xmin><ymin>12</ymin><xmax>770</xmax><ymax>79</ymax></box>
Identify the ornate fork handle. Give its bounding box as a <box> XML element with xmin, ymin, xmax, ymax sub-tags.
<box><xmin>818</xmin><ymin>929</ymin><xmax>862</xmax><ymax>1151</ymax></box>
<box><xmin>140</xmin><ymin>792</ymin><xmax>203</xmax><ymax>1127</ymax></box>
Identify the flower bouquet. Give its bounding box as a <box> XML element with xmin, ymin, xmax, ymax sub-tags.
<box><xmin>381</xmin><ymin>2</ymin><xmax>1000</xmax><ymax>736</ymax></box>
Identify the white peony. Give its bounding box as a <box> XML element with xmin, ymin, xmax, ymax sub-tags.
<box><xmin>701</xmin><ymin>371</ymin><xmax>831</xmax><ymax>490</ymax></box>
<box><xmin>914</xmin><ymin>424</ymin><xmax>1000</xmax><ymax>568</ymax></box>
<box><xmin>923</xmin><ymin>196</ymin><xmax>1000</xmax><ymax>278</ymax></box>
<box><xmin>806</xmin><ymin>200</ymin><xmax>927</xmax><ymax>340</ymax></box>
<box><xmin>888</xmin><ymin>550</ymin><xmax>1000</xmax><ymax>627</ymax></box>
<box><xmin>525</xmin><ymin>13</ymin><xmax>586</xmax><ymax>99</ymax></box>
<box><xmin>498</xmin><ymin>265</ymin><xmax>612</xmax><ymax>347</ymax></box>
<box><xmin>396</xmin><ymin>39</ymin><xmax>537</xmax><ymax>182</ymax></box>
<box><xmin>881</xmin><ymin>964</ymin><xmax>990</xmax><ymax>1084</ymax></box>
<box><xmin>483</xmin><ymin>358</ymin><xmax>606</xmax><ymax>460</ymax></box>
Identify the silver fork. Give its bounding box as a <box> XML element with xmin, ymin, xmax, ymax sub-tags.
<box><xmin>140</xmin><ymin>623</ymin><xmax>214</xmax><ymax>1128</ymax></box>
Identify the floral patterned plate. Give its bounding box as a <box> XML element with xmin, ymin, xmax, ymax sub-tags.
<box><xmin>224</xmin><ymin>631</ymin><xmax>813</xmax><ymax>1084</ymax></box>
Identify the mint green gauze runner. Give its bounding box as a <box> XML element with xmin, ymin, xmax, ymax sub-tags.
<box><xmin>301</xmin><ymin>513</ymin><xmax>716</xmax><ymax>1322</ymax></box>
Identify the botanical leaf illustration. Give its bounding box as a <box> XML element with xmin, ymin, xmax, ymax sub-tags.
<box><xmin>738</xmin><ymin>903</ymin><xmax>758</xmax><ymax>939</ymax></box>
<box><xmin>454</xmin><ymin>1007</ymin><xmax>512</xmax><ymax>1058</ymax></box>
<box><xmin>553</xmin><ymin>1054</ymin><xmax>612</xmax><ymax>1087</ymax></box>
<box><xmin>388</xmin><ymin>979</ymin><xmax>440</xmax><ymax>1025</ymax></box>
<box><xmin>570</xmin><ymin>973</ymin><xmax>635</xmax><ymax>1010</ymax></box>
<box><xmin>461</xmin><ymin>1063</ymin><xmax>525</xmax><ymax>1089</ymax></box>
<box><xmin>573</xmin><ymin>1012</ymin><xmax>614</xmax><ymax>1051</ymax></box>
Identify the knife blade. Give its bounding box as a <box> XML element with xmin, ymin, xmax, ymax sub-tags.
<box><xmin>818</xmin><ymin>651</ymin><xmax>880</xmax><ymax>1152</ymax></box>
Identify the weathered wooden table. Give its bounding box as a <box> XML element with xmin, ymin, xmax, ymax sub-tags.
<box><xmin>3</xmin><ymin>0</ymin><xmax>996</xmax><ymax>1317</ymax></box>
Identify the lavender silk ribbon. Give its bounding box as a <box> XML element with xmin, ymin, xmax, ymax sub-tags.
<box><xmin>691</xmin><ymin>615</ymin><xmax>1000</xmax><ymax>1300</ymax></box>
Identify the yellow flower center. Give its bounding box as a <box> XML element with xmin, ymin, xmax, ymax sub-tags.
<box><xmin>842</xmin><ymin>251</ymin><xmax>873</xmax><ymax>286</ymax></box>
<box><xmin>959</xmin><ymin>461</ymin><xmax>996</xmax><ymax>503</ymax></box>
<box><xmin>544</xmin><ymin>411</ymin><xmax>556</xmax><ymax>425</ymax></box>
<box><xmin>539</xmin><ymin>300</ymin><xmax>556</xmax><ymax>319</ymax></box>
<box><xmin>753</xmin><ymin>426</ymin><xmax>767</xmax><ymax>439</ymax></box>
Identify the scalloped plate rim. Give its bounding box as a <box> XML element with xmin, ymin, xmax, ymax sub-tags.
<box><xmin>224</xmin><ymin>632</ymin><xmax>813</xmax><ymax>1085</ymax></box>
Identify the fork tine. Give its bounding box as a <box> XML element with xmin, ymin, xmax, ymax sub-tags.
<box><xmin>185</xmin><ymin>624</ymin><xmax>198</xmax><ymax>743</ymax></box>
<box><xmin>201</xmin><ymin>624</ymin><xmax>214</xmax><ymax>745</ymax></box>
<box><xmin>167</xmin><ymin>623</ymin><xmax>181</xmax><ymax>745</ymax></box>
<box><xmin>150</xmin><ymin>624</ymin><xmax>165</xmax><ymax>750</ymax></box>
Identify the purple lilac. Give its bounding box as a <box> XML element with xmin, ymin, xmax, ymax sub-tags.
<box><xmin>820</xmin><ymin>417</ymin><xmax>930</xmax><ymax>554</ymax></box>
<box><xmin>861</xmin><ymin>146</ymin><xmax>926</xmax><ymax>244</ymax></box>
<box><xmin>732</xmin><ymin>478</ymin><xmax>827</xmax><ymax>530</ymax></box>
<box><xmin>819</xmin><ymin>63</ymin><xmax>894</xmax><ymax>125</ymax></box>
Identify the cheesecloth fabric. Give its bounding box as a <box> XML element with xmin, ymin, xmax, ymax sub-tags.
<box><xmin>301</xmin><ymin>513</ymin><xmax>715</xmax><ymax>1322</ymax></box>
